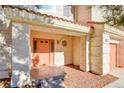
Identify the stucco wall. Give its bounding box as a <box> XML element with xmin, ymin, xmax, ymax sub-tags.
<box><xmin>90</xmin><ymin>23</ymin><xmax>104</xmax><ymax>75</ymax></box>
<box><xmin>31</xmin><ymin>31</ymin><xmax>73</xmax><ymax>66</ymax></box>
<box><xmin>11</xmin><ymin>22</ymin><xmax>31</xmax><ymax>87</ymax></box>
<box><xmin>72</xmin><ymin>36</ymin><xmax>88</xmax><ymax>71</ymax></box>
<box><xmin>75</xmin><ymin>6</ymin><xmax>91</xmax><ymax>26</ymax></box>
<box><xmin>0</xmin><ymin>30</ymin><xmax>11</xmax><ymax>79</ymax></box>
<box><xmin>72</xmin><ymin>37</ymin><xmax>80</xmax><ymax>66</ymax></box>
<box><xmin>79</xmin><ymin>36</ymin><xmax>87</xmax><ymax>71</ymax></box>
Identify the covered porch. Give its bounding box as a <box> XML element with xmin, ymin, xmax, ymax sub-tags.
<box><xmin>30</xmin><ymin>24</ymin><xmax>90</xmax><ymax>71</ymax></box>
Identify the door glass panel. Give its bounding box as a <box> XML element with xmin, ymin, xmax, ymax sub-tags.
<box><xmin>45</xmin><ymin>41</ymin><xmax>48</xmax><ymax>43</ymax></box>
<box><xmin>41</xmin><ymin>41</ymin><xmax>43</xmax><ymax>43</ymax></box>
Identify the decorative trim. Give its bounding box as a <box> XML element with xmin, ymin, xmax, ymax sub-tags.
<box><xmin>104</xmin><ymin>24</ymin><xmax>124</xmax><ymax>37</ymax></box>
<box><xmin>87</xmin><ymin>20</ymin><xmax>105</xmax><ymax>24</ymax></box>
<box><xmin>110</xmin><ymin>40</ymin><xmax>119</xmax><ymax>44</ymax></box>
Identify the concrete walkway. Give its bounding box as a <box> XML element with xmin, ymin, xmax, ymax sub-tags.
<box><xmin>104</xmin><ymin>68</ymin><xmax>124</xmax><ymax>88</ymax></box>
<box><xmin>104</xmin><ymin>78</ymin><xmax>124</xmax><ymax>88</ymax></box>
<box><xmin>109</xmin><ymin>68</ymin><xmax>124</xmax><ymax>78</ymax></box>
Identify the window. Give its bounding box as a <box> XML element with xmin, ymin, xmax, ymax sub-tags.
<box><xmin>45</xmin><ymin>41</ymin><xmax>48</xmax><ymax>43</ymax></box>
<box><xmin>40</xmin><ymin>41</ymin><xmax>43</xmax><ymax>43</ymax></box>
<box><xmin>63</xmin><ymin>5</ymin><xmax>74</xmax><ymax>17</ymax></box>
<box><xmin>63</xmin><ymin>5</ymin><xmax>74</xmax><ymax>21</ymax></box>
<box><xmin>41</xmin><ymin>41</ymin><xmax>43</xmax><ymax>43</ymax></box>
<box><xmin>64</xmin><ymin>6</ymin><xmax>69</xmax><ymax>17</ymax></box>
<box><xmin>36</xmin><ymin>5</ymin><xmax>56</xmax><ymax>13</ymax></box>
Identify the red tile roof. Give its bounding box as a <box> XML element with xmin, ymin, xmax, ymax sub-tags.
<box><xmin>87</xmin><ymin>20</ymin><xmax>105</xmax><ymax>24</ymax></box>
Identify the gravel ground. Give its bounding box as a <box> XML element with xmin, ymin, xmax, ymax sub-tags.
<box><xmin>61</xmin><ymin>65</ymin><xmax>118</xmax><ymax>88</ymax></box>
<box><xmin>0</xmin><ymin>65</ymin><xmax>118</xmax><ymax>88</ymax></box>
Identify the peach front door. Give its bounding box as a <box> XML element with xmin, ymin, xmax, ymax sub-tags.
<box><xmin>110</xmin><ymin>43</ymin><xmax>117</xmax><ymax>70</ymax></box>
<box><xmin>33</xmin><ymin>38</ymin><xmax>54</xmax><ymax>66</ymax></box>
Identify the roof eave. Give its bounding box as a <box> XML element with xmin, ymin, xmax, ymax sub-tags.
<box><xmin>104</xmin><ymin>24</ymin><xmax>124</xmax><ymax>37</ymax></box>
<box><xmin>2</xmin><ymin>5</ymin><xmax>90</xmax><ymax>34</ymax></box>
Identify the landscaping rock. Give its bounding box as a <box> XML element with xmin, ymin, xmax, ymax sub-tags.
<box><xmin>30</xmin><ymin>66</ymin><xmax>66</xmax><ymax>88</ymax></box>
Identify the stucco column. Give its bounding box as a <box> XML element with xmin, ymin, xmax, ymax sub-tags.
<box><xmin>88</xmin><ymin>21</ymin><xmax>104</xmax><ymax>75</ymax></box>
<box><xmin>88</xmin><ymin>22</ymin><xmax>111</xmax><ymax>75</ymax></box>
<box><xmin>11</xmin><ymin>22</ymin><xmax>31</xmax><ymax>87</ymax></box>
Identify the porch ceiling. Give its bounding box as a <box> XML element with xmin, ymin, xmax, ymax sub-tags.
<box><xmin>30</xmin><ymin>24</ymin><xmax>87</xmax><ymax>37</ymax></box>
<box><xmin>1</xmin><ymin>5</ymin><xmax>90</xmax><ymax>34</ymax></box>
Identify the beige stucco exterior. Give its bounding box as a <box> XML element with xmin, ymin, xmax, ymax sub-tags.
<box><xmin>88</xmin><ymin>23</ymin><xmax>124</xmax><ymax>75</ymax></box>
<box><xmin>0</xmin><ymin>5</ymin><xmax>124</xmax><ymax>87</ymax></box>
<box><xmin>74</xmin><ymin>6</ymin><xmax>91</xmax><ymax>26</ymax></box>
<box><xmin>105</xmin><ymin>25</ymin><xmax>124</xmax><ymax>68</ymax></box>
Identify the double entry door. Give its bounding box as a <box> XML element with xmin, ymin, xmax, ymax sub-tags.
<box><xmin>33</xmin><ymin>38</ymin><xmax>54</xmax><ymax>66</ymax></box>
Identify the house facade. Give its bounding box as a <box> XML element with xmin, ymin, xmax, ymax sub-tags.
<box><xmin>0</xmin><ymin>5</ymin><xmax>124</xmax><ymax>87</ymax></box>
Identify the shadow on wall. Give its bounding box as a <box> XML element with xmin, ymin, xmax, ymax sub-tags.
<box><xmin>0</xmin><ymin>6</ymin><xmax>10</xmax><ymax>30</ymax></box>
<box><xmin>12</xmin><ymin>23</ymin><xmax>30</xmax><ymax>68</ymax></box>
<box><xmin>0</xmin><ymin>30</ymin><xmax>12</xmax><ymax>79</ymax></box>
<box><xmin>11</xmin><ymin>23</ymin><xmax>31</xmax><ymax>87</ymax></box>
<box><xmin>0</xmin><ymin>6</ymin><xmax>12</xmax><ymax>79</ymax></box>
